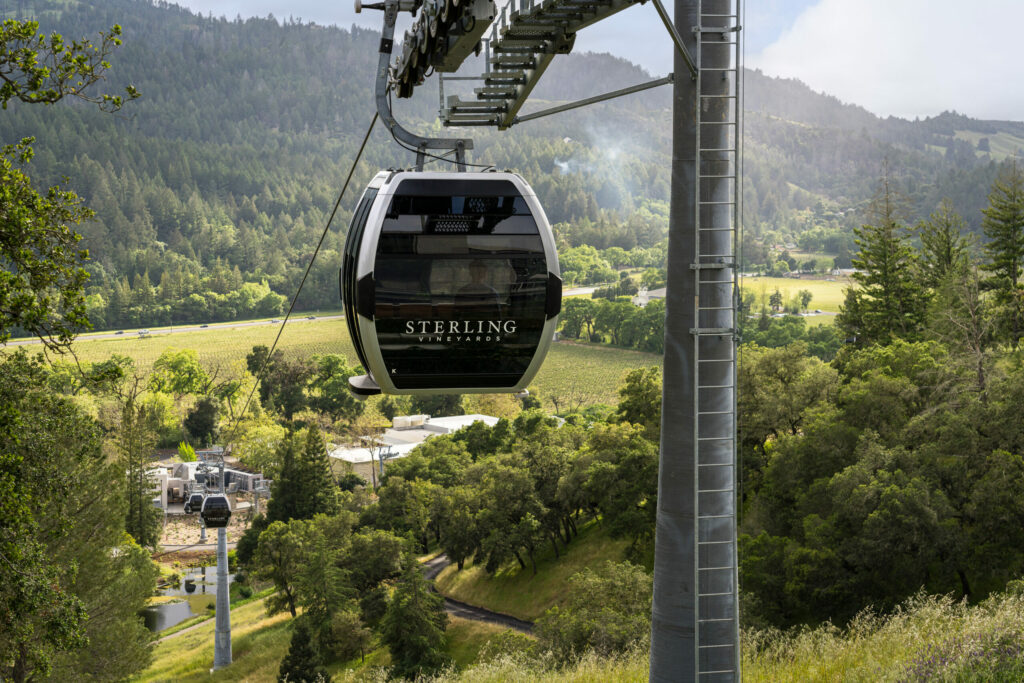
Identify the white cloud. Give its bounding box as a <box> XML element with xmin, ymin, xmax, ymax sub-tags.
<box><xmin>749</xmin><ymin>0</ymin><xmax>1024</xmax><ymax>121</ymax></box>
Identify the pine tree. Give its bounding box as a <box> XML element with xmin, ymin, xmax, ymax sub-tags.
<box><xmin>919</xmin><ymin>197</ymin><xmax>970</xmax><ymax>289</ymax></box>
<box><xmin>266</xmin><ymin>431</ymin><xmax>301</xmax><ymax>523</ymax></box>
<box><xmin>380</xmin><ymin>557</ymin><xmax>449</xmax><ymax>679</ymax></box>
<box><xmin>837</xmin><ymin>173</ymin><xmax>929</xmax><ymax>345</ymax></box>
<box><xmin>277</xmin><ymin>619</ymin><xmax>330</xmax><ymax>683</ymax></box>
<box><xmin>982</xmin><ymin>161</ymin><xmax>1024</xmax><ymax>347</ymax></box>
<box><xmin>298</xmin><ymin>427</ymin><xmax>340</xmax><ymax>518</ymax></box>
<box><xmin>266</xmin><ymin>427</ymin><xmax>339</xmax><ymax>523</ymax></box>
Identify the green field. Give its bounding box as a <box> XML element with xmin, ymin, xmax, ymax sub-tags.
<box><xmin>28</xmin><ymin>316</ymin><xmax>661</xmax><ymax>407</ymax></box>
<box><xmin>954</xmin><ymin>129</ymin><xmax>1024</xmax><ymax>161</ymax></box>
<box><xmin>739</xmin><ymin>275</ymin><xmax>848</xmax><ymax>313</ymax></box>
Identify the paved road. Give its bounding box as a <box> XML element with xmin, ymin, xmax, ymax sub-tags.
<box><xmin>2</xmin><ymin>315</ymin><xmax>346</xmax><ymax>347</ymax></box>
<box><xmin>423</xmin><ymin>554</ymin><xmax>534</xmax><ymax>634</ymax></box>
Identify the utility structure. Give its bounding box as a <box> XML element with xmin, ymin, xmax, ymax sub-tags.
<box><xmin>188</xmin><ymin>455</ymin><xmax>234</xmax><ymax>670</ymax></box>
<box><xmin>650</xmin><ymin>1</ymin><xmax>742</xmax><ymax>680</ymax></box>
<box><xmin>358</xmin><ymin>0</ymin><xmax>741</xmax><ymax>679</ymax></box>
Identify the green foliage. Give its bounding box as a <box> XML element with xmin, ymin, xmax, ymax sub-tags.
<box><xmin>742</xmin><ymin>315</ymin><xmax>845</xmax><ymax>361</ymax></box>
<box><xmin>117</xmin><ymin>383</ymin><xmax>162</xmax><ymax>549</ymax></box>
<box><xmin>0</xmin><ymin>13</ymin><xmax>137</xmax><ymax>348</ymax></box>
<box><xmin>410</xmin><ymin>392</ymin><xmax>465</xmax><ymax>417</ymax></box>
<box><xmin>254</xmin><ymin>519</ymin><xmax>308</xmax><ymax>618</ymax></box>
<box><xmin>918</xmin><ymin>197</ymin><xmax>970</xmax><ymax>289</ymax></box>
<box><xmin>0</xmin><ymin>139</ymin><xmax>92</xmax><ymax>348</ymax></box>
<box><xmin>148</xmin><ymin>348</ymin><xmax>210</xmax><ymax>396</ymax></box>
<box><xmin>0</xmin><ymin>352</ymin><xmax>155</xmax><ymax>682</ymax></box>
<box><xmin>981</xmin><ymin>161</ymin><xmax>1024</xmax><ymax>346</ymax></box>
<box><xmin>177</xmin><ymin>440</ymin><xmax>197</xmax><ymax>461</ymax></box>
<box><xmin>266</xmin><ymin>427</ymin><xmax>339</xmax><ymax>523</ymax></box>
<box><xmin>307</xmin><ymin>354</ymin><xmax>364</xmax><ymax>422</ymax></box>
<box><xmin>277</xmin><ymin>618</ymin><xmax>330</xmax><ymax>683</ymax></box>
<box><xmin>535</xmin><ymin>561</ymin><xmax>652</xmax><ymax>660</ymax></box>
<box><xmin>233</xmin><ymin>417</ymin><xmax>287</xmax><ymax>477</ymax></box>
<box><xmin>558</xmin><ymin>245</ymin><xmax>617</xmax><ymax>286</ymax></box>
<box><xmin>838</xmin><ymin>176</ymin><xmax>930</xmax><ymax>345</ymax></box>
<box><xmin>614</xmin><ymin>366</ymin><xmax>661</xmax><ymax>441</ymax></box>
<box><xmin>184</xmin><ymin>395</ymin><xmax>219</xmax><ymax>446</ymax></box>
<box><xmin>381</xmin><ymin>558</ymin><xmax>450</xmax><ymax>679</ymax></box>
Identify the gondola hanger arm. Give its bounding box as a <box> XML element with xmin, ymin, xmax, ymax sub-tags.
<box><xmin>360</xmin><ymin>0</ymin><xmax>474</xmax><ymax>171</ymax></box>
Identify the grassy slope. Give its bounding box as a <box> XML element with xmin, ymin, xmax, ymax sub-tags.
<box><xmin>434</xmin><ymin>521</ymin><xmax>630</xmax><ymax>622</ymax></box>
<box><xmin>138</xmin><ymin>599</ymin><xmax>515</xmax><ymax>682</ymax></box>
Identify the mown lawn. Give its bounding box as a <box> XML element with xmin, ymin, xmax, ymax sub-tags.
<box><xmin>740</xmin><ymin>275</ymin><xmax>848</xmax><ymax>313</ymax></box>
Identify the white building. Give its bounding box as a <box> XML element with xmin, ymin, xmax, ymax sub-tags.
<box><xmin>330</xmin><ymin>413</ymin><xmax>499</xmax><ymax>482</ymax></box>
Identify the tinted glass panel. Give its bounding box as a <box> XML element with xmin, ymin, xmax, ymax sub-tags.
<box><xmin>383</xmin><ymin>192</ymin><xmax>538</xmax><ymax>236</ymax></box>
<box><xmin>343</xmin><ymin>189</ymin><xmax>377</xmax><ymax>372</ymax></box>
<box><xmin>374</xmin><ymin>233</ymin><xmax>547</xmax><ymax>389</ymax></box>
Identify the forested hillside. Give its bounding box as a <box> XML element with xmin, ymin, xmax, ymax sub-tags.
<box><xmin>1</xmin><ymin>0</ymin><xmax>1021</xmax><ymax>332</ymax></box>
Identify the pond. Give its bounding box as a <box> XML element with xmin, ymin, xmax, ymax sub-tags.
<box><xmin>142</xmin><ymin>565</ymin><xmax>236</xmax><ymax>633</ymax></box>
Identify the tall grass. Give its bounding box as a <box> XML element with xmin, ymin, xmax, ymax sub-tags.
<box><xmin>743</xmin><ymin>591</ymin><xmax>1024</xmax><ymax>682</ymax></box>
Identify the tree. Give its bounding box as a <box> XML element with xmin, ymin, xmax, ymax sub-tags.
<box><xmin>769</xmin><ymin>288</ymin><xmax>783</xmax><ymax>311</ymax></box>
<box><xmin>255</xmin><ymin>520</ymin><xmax>309</xmax><ymax>618</ymax></box>
<box><xmin>0</xmin><ymin>352</ymin><xmax>155</xmax><ymax>682</ymax></box>
<box><xmin>918</xmin><ymin>198</ymin><xmax>970</xmax><ymax>289</ymax></box>
<box><xmin>380</xmin><ymin>558</ymin><xmax>449</xmax><ymax>680</ymax></box>
<box><xmin>277</xmin><ymin>618</ymin><xmax>330</xmax><ymax>683</ymax></box>
<box><xmin>837</xmin><ymin>174</ymin><xmax>929</xmax><ymax>345</ymax></box>
<box><xmin>266</xmin><ymin>428</ymin><xmax>339</xmax><ymax>522</ymax></box>
<box><xmin>615</xmin><ymin>366</ymin><xmax>661</xmax><ymax>442</ymax></box>
<box><xmin>0</xmin><ymin>19</ymin><xmax>138</xmax><ymax>348</ymax></box>
<box><xmin>307</xmin><ymin>354</ymin><xmax>364</xmax><ymax>422</ymax></box>
<box><xmin>116</xmin><ymin>378</ymin><xmax>162</xmax><ymax>549</ymax></box>
<box><xmin>798</xmin><ymin>289</ymin><xmax>814</xmax><ymax>312</ymax></box>
<box><xmin>981</xmin><ymin>161</ymin><xmax>1024</xmax><ymax>347</ymax></box>
<box><xmin>560</xmin><ymin>297</ymin><xmax>598</xmax><ymax>339</ymax></box>
<box><xmin>184</xmin><ymin>396</ymin><xmax>219</xmax><ymax>446</ymax></box>
<box><xmin>410</xmin><ymin>392</ymin><xmax>464</xmax><ymax>417</ymax></box>
<box><xmin>149</xmin><ymin>348</ymin><xmax>210</xmax><ymax>397</ymax></box>
<box><xmin>535</xmin><ymin>561</ymin><xmax>652</xmax><ymax>660</ymax></box>
<box><xmin>928</xmin><ymin>266</ymin><xmax>995</xmax><ymax>391</ymax></box>
<box><xmin>246</xmin><ymin>345</ymin><xmax>313</xmax><ymax>419</ymax></box>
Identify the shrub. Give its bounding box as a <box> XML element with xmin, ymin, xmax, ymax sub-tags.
<box><xmin>535</xmin><ymin>560</ymin><xmax>652</xmax><ymax>660</ymax></box>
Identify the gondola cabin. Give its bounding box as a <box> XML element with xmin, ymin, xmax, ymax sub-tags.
<box><xmin>200</xmin><ymin>495</ymin><xmax>231</xmax><ymax>528</ymax></box>
<box><xmin>341</xmin><ymin>171</ymin><xmax>561</xmax><ymax>396</ymax></box>
<box><xmin>184</xmin><ymin>493</ymin><xmax>204</xmax><ymax>514</ymax></box>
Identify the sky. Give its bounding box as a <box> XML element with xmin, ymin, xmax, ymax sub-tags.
<box><xmin>172</xmin><ymin>0</ymin><xmax>1023</xmax><ymax>121</ymax></box>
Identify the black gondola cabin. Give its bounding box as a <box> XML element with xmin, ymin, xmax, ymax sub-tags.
<box><xmin>341</xmin><ymin>171</ymin><xmax>561</xmax><ymax>396</ymax></box>
<box><xmin>200</xmin><ymin>495</ymin><xmax>231</xmax><ymax>528</ymax></box>
<box><xmin>184</xmin><ymin>493</ymin><xmax>204</xmax><ymax>514</ymax></box>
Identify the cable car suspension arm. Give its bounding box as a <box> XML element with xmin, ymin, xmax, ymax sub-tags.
<box><xmin>511</xmin><ymin>73</ymin><xmax>674</xmax><ymax>125</ymax></box>
<box><xmin>362</xmin><ymin>0</ymin><xmax>474</xmax><ymax>170</ymax></box>
<box><xmin>649</xmin><ymin>0</ymin><xmax>698</xmax><ymax>80</ymax></box>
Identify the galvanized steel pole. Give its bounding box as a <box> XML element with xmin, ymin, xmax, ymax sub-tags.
<box><xmin>213</xmin><ymin>526</ymin><xmax>232</xmax><ymax>669</ymax></box>
<box><xmin>650</xmin><ymin>0</ymin><xmax>739</xmax><ymax>680</ymax></box>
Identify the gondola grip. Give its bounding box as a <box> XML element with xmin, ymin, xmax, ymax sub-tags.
<box><xmin>357</xmin><ymin>273</ymin><xmax>376</xmax><ymax>319</ymax></box>
<box><xmin>546</xmin><ymin>272</ymin><xmax>562</xmax><ymax>319</ymax></box>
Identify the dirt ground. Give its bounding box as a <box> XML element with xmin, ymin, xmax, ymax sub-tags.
<box><xmin>159</xmin><ymin>494</ymin><xmax>253</xmax><ymax>546</ymax></box>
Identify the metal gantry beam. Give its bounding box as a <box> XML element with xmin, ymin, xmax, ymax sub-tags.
<box><xmin>441</xmin><ymin>0</ymin><xmax>645</xmax><ymax>128</ymax></box>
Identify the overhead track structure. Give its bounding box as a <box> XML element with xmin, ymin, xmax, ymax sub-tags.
<box><xmin>385</xmin><ymin>0</ymin><xmax>695</xmax><ymax>130</ymax></box>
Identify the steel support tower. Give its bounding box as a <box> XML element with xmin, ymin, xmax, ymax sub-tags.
<box><xmin>213</xmin><ymin>526</ymin><xmax>232</xmax><ymax>669</ymax></box>
<box><xmin>650</xmin><ymin>0</ymin><xmax>741</xmax><ymax>681</ymax></box>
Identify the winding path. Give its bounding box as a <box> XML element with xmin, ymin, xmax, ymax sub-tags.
<box><xmin>423</xmin><ymin>554</ymin><xmax>534</xmax><ymax>635</ymax></box>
